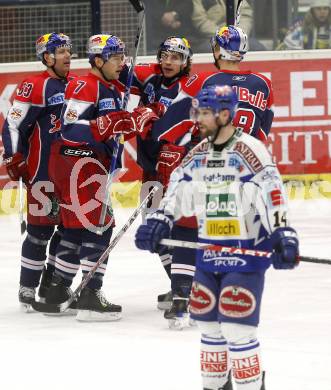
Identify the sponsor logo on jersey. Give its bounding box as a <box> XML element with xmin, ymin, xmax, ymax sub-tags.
<box><xmin>232</xmin><ymin>85</ymin><xmax>267</xmax><ymax>110</ymax></box>
<box><xmin>189</xmin><ymin>281</ymin><xmax>216</xmax><ymax>315</ymax></box>
<box><xmin>207</xmin><ymin>159</ymin><xmax>225</xmax><ymax>168</ymax></box>
<box><xmin>268</xmin><ymin>188</ymin><xmax>284</xmax><ymax>206</ymax></box>
<box><xmin>48</xmin><ymin>92</ymin><xmax>64</xmax><ymax>106</ymax></box>
<box><xmin>9</xmin><ymin>107</ymin><xmax>23</xmax><ymax>120</ymax></box>
<box><xmin>99</xmin><ymin>98</ymin><xmax>115</xmax><ymax>111</ymax></box>
<box><xmin>233</xmin><ymin>142</ymin><xmax>263</xmax><ymax>173</ymax></box>
<box><xmin>232</xmin><ymin>354</ymin><xmax>261</xmax><ymax>379</ymax></box>
<box><xmin>219</xmin><ymin>286</ymin><xmax>256</xmax><ymax>318</ymax></box>
<box><xmin>65</xmin><ymin>108</ymin><xmax>78</xmax><ymax>123</ymax></box>
<box><xmin>206</xmin><ymin>194</ymin><xmax>237</xmax><ymax>217</ymax></box>
<box><xmin>60</xmin><ymin>146</ymin><xmax>97</xmax><ymax>158</ymax></box>
<box><xmin>144</xmin><ymin>82</ymin><xmax>156</xmax><ymax>103</ymax></box>
<box><xmin>159</xmin><ymin>96</ymin><xmax>173</xmax><ymax>107</ymax></box>
<box><xmin>232</xmin><ymin>75</ymin><xmax>247</xmax><ymax>81</ymax></box>
<box><xmin>203</xmin><ymin>172</ymin><xmax>235</xmax><ymax>183</ymax></box>
<box><xmin>229</xmin><ymin>156</ymin><xmax>244</xmax><ymax>172</ymax></box>
<box><xmin>261</xmin><ymin>168</ymin><xmax>278</xmax><ymax>181</ymax></box>
<box><xmin>201</xmin><ymin>253</ymin><xmax>247</xmax><ymax>267</ymax></box>
<box><xmin>206</xmin><ymin>219</ymin><xmax>240</xmax><ymax>236</ymax></box>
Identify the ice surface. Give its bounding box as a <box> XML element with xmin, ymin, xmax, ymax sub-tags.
<box><xmin>0</xmin><ymin>199</ymin><xmax>330</xmax><ymax>390</ymax></box>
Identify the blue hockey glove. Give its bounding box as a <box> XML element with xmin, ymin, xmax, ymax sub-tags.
<box><xmin>135</xmin><ymin>212</ymin><xmax>173</xmax><ymax>254</ymax></box>
<box><xmin>271</xmin><ymin>227</ymin><xmax>299</xmax><ymax>270</ymax></box>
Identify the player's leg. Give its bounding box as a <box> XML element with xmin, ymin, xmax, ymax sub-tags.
<box><xmin>164</xmin><ymin>224</ymin><xmax>198</xmax><ymax>329</ymax></box>
<box><xmin>76</xmin><ymin>226</ymin><xmax>122</xmax><ymax>322</ymax></box>
<box><xmin>38</xmin><ymin>224</ymin><xmax>64</xmax><ymax>301</ymax></box>
<box><xmin>19</xmin><ymin>223</ymin><xmax>55</xmax><ymax>311</ymax></box>
<box><xmin>219</xmin><ymin>272</ymin><xmax>266</xmax><ymax>390</ymax></box>
<box><xmin>190</xmin><ymin>269</ymin><xmax>232</xmax><ymax>390</ymax></box>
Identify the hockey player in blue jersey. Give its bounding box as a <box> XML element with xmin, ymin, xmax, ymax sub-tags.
<box><xmin>135</xmin><ymin>85</ymin><xmax>299</xmax><ymax>390</ymax></box>
<box><xmin>146</xmin><ymin>25</ymin><xmax>275</xmax><ymax>324</ymax></box>
<box><xmin>1</xmin><ymin>33</ymin><xmax>75</xmax><ymax>311</ymax></box>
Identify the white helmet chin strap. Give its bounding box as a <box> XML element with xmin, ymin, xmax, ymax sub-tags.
<box><xmin>218</xmin><ymin>46</ymin><xmax>243</xmax><ymax>62</ymax></box>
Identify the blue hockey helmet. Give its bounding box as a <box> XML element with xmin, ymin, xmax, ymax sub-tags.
<box><xmin>36</xmin><ymin>32</ymin><xmax>72</xmax><ymax>60</ymax></box>
<box><xmin>210</xmin><ymin>25</ymin><xmax>248</xmax><ymax>61</ymax></box>
<box><xmin>87</xmin><ymin>34</ymin><xmax>125</xmax><ymax>63</ymax></box>
<box><xmin>191</xmin><ymin>85</ymin><xmax>238</xmax><ymax>120</ymax></box>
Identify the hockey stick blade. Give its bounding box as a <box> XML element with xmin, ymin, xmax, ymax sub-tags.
<box><xmin>32</xmin><ymin>298</ymin><xmax>74</xmax><ymax>314</ymax></box>
<box><xmin>160</xmin><ymin>239</ymin><xmax>331</xmax><ymax>265</ymax></box>
<box><xmin>129</xmin><ymin>0</ymin><xmax>144</xmax><ymax>13</ymax></box>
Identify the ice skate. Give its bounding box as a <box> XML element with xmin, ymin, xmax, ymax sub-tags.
<box><xmin>18</xmin><ymin>286</ymin><xmax>36</xmax><ymax>313</ymax></box>
<box><xmin>164</xmin><ymin>296</ymin><xmax>189</xmax><ymax>330</ymax></box>
<box><xmin>76</xmin><ymin>287</ymin><xmax>122</xmax><ymax>322</ymax></box>
<box><xmin>38</xmin><ymin>267</ymin><xmax>53</xmax><ymax>303</ymax></box>
<box><xmin>44</xmin><ymin>274</ymin><xmax>77</xmax><ymax>316</ymax></box>
<box><xmin>157</xmin><ymin>290</ymin><xmax>173</xmax><ymax>310</ymax></box>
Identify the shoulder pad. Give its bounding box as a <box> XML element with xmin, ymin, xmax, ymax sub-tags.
<box><xmin>15</xmin><ymin>72</ymin><xmax>50</xmax><ymax>106</ymax></box>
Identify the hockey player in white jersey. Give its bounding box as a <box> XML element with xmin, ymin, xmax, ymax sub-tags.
<box><xmin>135</xmin><ymin>85</ymin><xmax>299</xmax><ymax>390</ymax></box>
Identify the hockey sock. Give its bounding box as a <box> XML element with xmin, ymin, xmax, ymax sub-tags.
<box><xmin>20</xmin><ymin>224</ymin><xmax>54</xmax><ymax>287</ymax></box>
<box><xmin>159</xmin><ymin>252</ymin><xmax>172</xmax><ymax>279</ymax></box>
<box><xmin>54</xmin><ymin>228</ymin><xmax>82</xmax><ymax>287</ymax></box>
<box><xmin>228</xmin><ymin>340</ymin><xmax>262</xmax><ymax>390</ymax></box>
<box><xmin>200</xmin><ymin>333</ymin><xmax>230</xmax><ymax>390</ymax></box>
<box><xmin>79</xmin><ymin>227</ymin><xmax>113</xmax><ymax>290</ymax></box>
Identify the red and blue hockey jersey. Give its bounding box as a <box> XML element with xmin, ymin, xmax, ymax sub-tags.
<box><xmin>2</xmin><ymin>71</ymin><xmax>76</xmax><ymax>183</ymax></box>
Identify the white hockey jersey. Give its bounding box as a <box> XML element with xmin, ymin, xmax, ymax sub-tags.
<box><xmin>159</xmin><ymin>130</ymin><xmax>289</xmax><ymax>273</ymax></box>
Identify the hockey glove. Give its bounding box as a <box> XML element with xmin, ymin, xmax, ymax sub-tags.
<box><xmin>145</xmin><ymin>102</ymin><xmax>167</xmax><ymax>118</ymax></box>
<box><xmin>156</xmin><ymin>143</ymin><xmax>186</xmax><ymax>190</ymax></box>
<box><xmin>135</xmin><ymin>211</ymin><xmax>173</xmax><ymax>254</ymax></box>
<box><xmin>131</xmin><ymin>106</ymin><xmax>159</xmax><ymax>140</ymax></box>
<box><xmin>271</xmin><ymin>227</ymin><xmax>299</xmax><ymax>270</ymax></box>
<box><xmin>3</xmin><ymin>152</ymin><xmax>29</xmax><ymax>182</ymax></box>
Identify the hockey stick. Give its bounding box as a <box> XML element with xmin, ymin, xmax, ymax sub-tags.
<box><xmin>96</xmin><ymin>0</ymin><xmax>145</xmax><ymax>234</ymax></box>
<box><xmin>160</xmin><ymin>238</ymin><xmax>331</xmax><ymax>265</ymax></box>
<box><xmin>235</xmin><ymin>0</ymin><xmax>244</xmax><ymax>27</ymax></box>
<box><xmin>31</xmin><ymin>183</ymin><xmax>161</xmax><ymax>314</ymax></box>
<box><xmin>31</xmin><ymin>137</ymin><xmax>210</xmax><ymax>313</ymax></box>
<box><xmin>19</xmin><ymin>178</ymin><xmax>26</xmax><ymax>235</ymax></box>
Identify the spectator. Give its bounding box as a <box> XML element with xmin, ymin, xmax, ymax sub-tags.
<box><xmin>191</xmin><ymin>0</ymin><xmax>266</xmax><ymax>51</ymax></box>
<box><xmin>277</xmin><ymin>0</ymin><xmax>331</xmax><ymax>50</ymax></box>
<box><xmin>144</xmin><ymin>0</ymin><xmax>200</xmax><ymax>54</ymax></box>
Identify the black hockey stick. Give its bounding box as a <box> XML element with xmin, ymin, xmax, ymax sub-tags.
<box><xmin>31</xmin><ymin>183</ymin><xmax>162</xmax><ymax>314</ymax></box>
<box><xmin>160</xmin><ymin>239</ymin><xmax>331</xmax><ymax>265</ymax></box>
<box><xmin>96</xmin><ymin>0</ymin><xmax>145</xmax><ymax>233</ymax></box>
<box><xmin>19</xmin><ymin>178</ymin><xmax>26</xmax><ymax>235</ymax></box>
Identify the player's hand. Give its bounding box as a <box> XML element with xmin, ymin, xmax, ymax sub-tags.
<box><xmin>3</xmin><ymin>152</ymin><xmax>29</xmax><ymax>182</ymax></box>
<box><xmin>90</xmin><ymin>110</ymin><xmax>135</xmax><ymax>141</ymax></box>
<box><xmin>271</xmin><ymin>227</ymin><xmax>299</xmax><ymax>270</ymax></box>
<box><xmin>156</xmin><ymin>143</ymin><xmax>186</xmax><ymax>189</ymax></box>
<box><xmin>145</xmin><ymin>102</ymin><xmax>167</xmax><ymax>118</ymax></box>
<box><xmin>135</xmin><ymin>211</ymin><xmax>173</xmax><ymax>254</ymax></box>
<box><xmin>131</xmin><ymin>106</ymin><xmax>159</xmax><ymax>140</ymax></box>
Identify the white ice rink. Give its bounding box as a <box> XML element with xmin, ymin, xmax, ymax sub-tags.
<box><xmin>1</xmin><ymin>199</ymin><xmax>331</xmax><ymax>390</ymax></box>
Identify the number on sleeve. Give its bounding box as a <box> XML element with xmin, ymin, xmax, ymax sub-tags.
<box><xmin>273</xmin><ymin>211</ymin><xmax>288</xmax><ymax>228</ymax></box>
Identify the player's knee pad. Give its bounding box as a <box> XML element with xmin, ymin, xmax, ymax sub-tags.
<box><xmin>221</xmin><ymin>322</ymin><xmax>257</xmax><ymax>345</ymax></box>
<box><xmin>26</xmin><ymin>224</ymin><xmax>54</xmax><ymax>245</ymax></box>
<box><xmin>197</xmin><ymin>321</ymin><xmax>222</xmax><ymax>338</ymax></box>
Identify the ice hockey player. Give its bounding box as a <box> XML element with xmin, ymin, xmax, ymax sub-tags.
<box><xmin>1</xmin><ymin>32</ymin><xmax>75</xmax><ymax>311</ymax></box>
<box><xmin>148</xmin><ymin>25</ymin><xmax>274</xmax><ymax>323</ymax></box>
<box><xmin>135</xmin><ymin>84</ymin><xmax>299</xmax><ymax>390</ymax></box>
<box><xmin>116</xmin><ymin>36</ymin><xmax>194</xmax><ymax>309</ymax></box>
<box><xmin>45</xmin><ymin>34</ymin><xmax>158</xmax><ymax>321</ymax></box>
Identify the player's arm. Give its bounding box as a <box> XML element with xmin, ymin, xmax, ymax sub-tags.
<box><xmin>2</xmin><ymin>77</ymin><xmax>44</xmax><ymax>181</ymax></box>
<box><xmin>256</xmin><ymin>74</ymin><xmax>275</xmax><ymax>140</ymax></box>
<box><xmin>243</xmin><ymin>150</ymin><xmax>299</xmax><ymax>269</ymax></box>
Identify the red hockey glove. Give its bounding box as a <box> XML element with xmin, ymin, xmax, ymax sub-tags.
<box><xmin>145</xmin><ymin>102</ymin><xmax>167</xmax><ymax>118</ymax></box>
<box><xmin>156</xmin><ymin>143</ymin><xmax>186</xmax><ymax>190</ymax></box>
<box><xmin>90</xmin><ymin>110</ymin><xmax>135</xmax><ymax>142</ymax></box>
<box><xmin>131</xmin><ymin>106</ymin><xmax>159</xmax><ymax>140</ymax></box>
<box><xmin>3</xmin><ymin>152</ymin><xmax>29</xmax><ymax>182</ymax></box>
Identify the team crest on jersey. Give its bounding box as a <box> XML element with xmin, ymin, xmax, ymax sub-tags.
<box><xmin>9</xmin><ymin>107</ymin><xmax>23</xmax><ymax>121</ymax></box>
<box><xmin>48</xmin><ymin>92</ymin><xmax>65</xmax><ymax>106</ymax></box>
<box><xmin>144</xmin><ymin>82</ymin><xmax>156</xmax><ymax>103</ymax></box>
<box><xmin>99</xmin><ymin>98</ymin><xmax>115</xmax><ymax>111</ymax></box>
<box><xmin>65</xmin><ymin>108</ymin><xmax>78</xmax><ymax>123</ymax></box>
<box><xmin>49</xmin><ymin>114</ymin><xmax>61</xmax><ymax>133</ymax></box>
